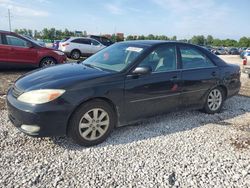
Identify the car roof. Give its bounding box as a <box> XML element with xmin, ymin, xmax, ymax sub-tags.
<box><xmin>0</xmin><ymin>30</ymin><xmax>16</xmax><ymax>35</ymax></box>
<box><xmin>69</xmin><ymin>37</ymin><xmax>92</xmax><ymax>40</ymax></box>
<box><xmin>121</xmin><ymin>40</ymin><xmax>195</xmax><ymax>47</ymax></box>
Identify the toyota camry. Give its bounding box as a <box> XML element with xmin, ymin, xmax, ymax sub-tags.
<box><xmin>7</xmin><ymin>41</ymin><xmax>241</xmax><ymax>146</ymax></box>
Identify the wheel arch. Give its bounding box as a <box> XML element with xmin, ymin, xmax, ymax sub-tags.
<box><xmin>39</xmin><ymin>56</ymin><xmax>58</xmax><ymax>67</ymax></box>
<box><xmin>71</xmin><ymin>49</ymin><xmax>81</xmax><ymax>54</ymax></box>
<box><xmin>217</xmin><ymin>84</ymin><xmax>228</xmax><ymax>98</ymax></box>
<box><xmin>66</xmin><ymin>97</ymin><xmax>118</xmax><ymax>134</ymax></box>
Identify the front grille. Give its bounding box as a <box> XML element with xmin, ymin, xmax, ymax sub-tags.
<box><xmin>12</xmin><ymin>86</ymin><xmax>23</xmax><ymax>98</ymax></box>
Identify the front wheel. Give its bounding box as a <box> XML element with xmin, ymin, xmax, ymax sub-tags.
<box><xmin>203</xmin><ymin>87</ymin><xmax>225</xmax><ymax>114</ymax></box>
<box><xmin>68</xmin><ymin>100</ymin><xmax>115</xmax><ymax>146</ymax></box>
<box><xmin>40</xmin><ymin>57</ymin><xmax>57</xmax><ymax>67</ymax></box>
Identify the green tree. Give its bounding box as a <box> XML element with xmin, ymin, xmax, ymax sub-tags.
<box><xmin>126</xmin><ymin>35</ymin><xmax>135</xmax><ymax>41</ymax></box>
<box><xmin>147</xmin><ymin>34</ymin><xmax>155</xmax><ymax>40</ymax></box>
<box><xmin>191</xmin><ymin>35</ymin><xmax>205</xmax><ymax>45</ymax></box>
<box><xmin>171</xmin><ymin>36</ymin><xmax>177</xmax><ymax>41</ymax></box>
<box><xmin>137</xmin><ymin>35</ymin><xmax>145</xmax><ymax>40</ymax></box>
<box><xmin>212</xmin><ymin>39</ymin><xmax>222</xmax><ymax>46</ymax></box>
<box><xmin>206</xmin><ymin>35</ymin><xmax>213</xmax><ymax>45</ymax></box>
<box><xmin>239</xmin><ymin>37</ymin><xmax>250</xmax><ymax>47</ymax></box>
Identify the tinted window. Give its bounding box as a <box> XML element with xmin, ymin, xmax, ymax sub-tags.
<box><xmin>91</xmin><ymin>39</ymin><xmax>100</xmax><ymax>46</ymax></box>
<box><xmin>6</xmin><ymin>35</ymin><xmax>28</xmax><ymax>47</ymax></box>
<box><xmin>72</xmin><ymin>38</ymin><xmax>90</xmax><ymax>45</ymax></box>
<box><xmin>180</xmin><ymin>47</ymin><xmax>214</xmax><ymax>69</ymax></box>
<box><xmin>101</xmin><ymin>38</ymin><xmax>111</xmax><ymax>43</ymax></box>
<box><xmin>138</xmin><ymin>45</ymin><xmax>177</xmax><ymax>73</ymax></box>
<box><xmin>0</xmin><ymin>34</ymin><xmax>2</xmax><ymax>44</ymax></box>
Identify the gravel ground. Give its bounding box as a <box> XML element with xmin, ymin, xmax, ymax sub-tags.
<box><xmin>0</xmin><ymin>55</ymin><xmax>250</xmax><ymax>187</ymax></box>
<box><xmin>0</xmin><ymin>96</ymin><xmax>250</xmax><ymax>187</ymax></box>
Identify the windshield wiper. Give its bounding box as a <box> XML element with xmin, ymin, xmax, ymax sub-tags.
<box><xmin>84</xmin><ymin>63</ymin><xmax>103</xmax><ymax>71</ymax></box>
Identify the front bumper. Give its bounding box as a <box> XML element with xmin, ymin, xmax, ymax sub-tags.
<box><xmin>6</xmin><ymin>88</ymin><xmax>73</xmax><ymax>137</ymax></box>
<box><xmin>57</xmin><ymin>54</ymin><xmax>67</xmax><ymax>64</ymax></box>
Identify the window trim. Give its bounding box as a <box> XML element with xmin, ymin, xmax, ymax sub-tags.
<box><xmin>178</xmin><ymin>45</ymin><xmax>216</xmax><ymax>70</ymax></box>
<box><xmin>3</xmin><ymin>34</ymin><xmax>30</xmax><ymax>48</ymax></box>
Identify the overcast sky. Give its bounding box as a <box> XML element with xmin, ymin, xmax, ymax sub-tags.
<box><xmin>0</xmin><ymin>0</ymin><xmax>249</xmax><ymax>39</ymax></box>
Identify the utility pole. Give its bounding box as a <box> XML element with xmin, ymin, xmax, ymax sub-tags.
<box><xmin>8</xmin><ymin>9</ymin><xmax>11</xmax><ymax>32</ymax></box>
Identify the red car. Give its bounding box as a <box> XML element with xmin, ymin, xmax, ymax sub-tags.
<box><xmin>0</xmin><ymin>30</ymin><xmax>67</xmax><ymax>68</ymax></box>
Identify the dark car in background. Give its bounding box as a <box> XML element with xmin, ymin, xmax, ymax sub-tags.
<box><xmin>89</xmin><ymin>35</ymin><xmax>114</xmax><ymax>46</ymax></box>
<box><xmin>240</xmin><ymin>51</ymin><xmax>250</xmax><ymax>59</ymax></box>
<box><xmin>0</xmin><ymin>30</ymin><xmax>67</xmax><ymax>68</ymax></box>
<box><xmin>228</xmin><ymin>48</ymin><xmax>240</xmax><ymax>55</ymax></box>
<box><xmin>7</xmin><ymin>41</ymin><xmax>241</xmax><ymax>146</ymax></box>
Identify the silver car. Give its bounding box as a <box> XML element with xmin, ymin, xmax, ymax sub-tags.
<box><xmin>59</xmin><ymin>37</ymin><xmax>106</xmax><ymax>59</ymax></box>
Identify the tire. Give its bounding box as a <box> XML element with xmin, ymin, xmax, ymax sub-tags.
<box><xmin>68</xmin><ymin>100</ymin><xmax>116</xmax><ymax>146</ymax></box>
<box><xmin>70</xmin><ymin>50</ymin><xmax>81</xmax><ymax>60</ymax></box>
<box><xmin>203</xmin><ymin>87</ymin><xmax>225</xmax><ymax>114</ymax></box>
<box><xmin>40</xmin><ymin>57</ymin><xmax>57</xmax><ymax>68</ymax></box>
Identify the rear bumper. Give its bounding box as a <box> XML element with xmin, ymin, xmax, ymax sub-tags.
<box><xmin>6</xmin><ymin>88</ymin><xmax>73</xmax><ymax>137</ymax></box>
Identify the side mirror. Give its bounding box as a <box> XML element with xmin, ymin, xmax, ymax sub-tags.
<box><xmin>132</xmin><ymin>66</ymin><xmax>152</xmax><ymax>75</ymax></box>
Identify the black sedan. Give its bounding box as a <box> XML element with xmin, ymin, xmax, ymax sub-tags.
<box><xmin>7</xmin><ymin>41</ymin><xmax>241</xmax><ymax>146</ymax></box>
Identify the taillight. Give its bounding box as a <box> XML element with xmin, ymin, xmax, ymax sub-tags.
<box><xmin>62</xmin><ymin>43</ymin><xmax>69</xmax><ymax>47</ymax></box>
<box><xmin>243</xmin><ymin>59</ymin><xmax>247</xmax><ymax>65</ymax></box>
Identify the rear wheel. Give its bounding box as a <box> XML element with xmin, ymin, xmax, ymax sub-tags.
<box><xmin>68</xmin><ymin>100</ymin><xmax>115</xmax><ymax>146</ymax></box>
<box><xmin>203</xmin><ymin>87</ymin><xmax>225</xmax><ymax>114</ymax></box>
<box><xmin>40</xmin><ymin>57</ymin><xmax>57</xmax><ymax>68</ymax></box>
<box><xmin>70</xmin><ymin>50</ymin><xmax>81</xmax><ymax>60</ymax></box>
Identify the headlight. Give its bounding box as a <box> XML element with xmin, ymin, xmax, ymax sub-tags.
<box><xmin>53</xmin><ymin>50</ymin><xmax>65</xmax><ymax>56</ymax></box>
<box><xmin>17</xmin><ymin>89</ymin><xmax>65</xmax><ymax>104</ymax></box>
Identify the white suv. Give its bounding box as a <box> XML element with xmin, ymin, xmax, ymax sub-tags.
<box><xmin>59</xmin><ymin>37</ymin><xmax>106</xmax><ymax>59</ymax></box>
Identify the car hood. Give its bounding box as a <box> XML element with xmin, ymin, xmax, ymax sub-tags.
<box><xmin>15</xmin><ymin>63</ymin><xmax>111</xmax><ymax>91</ymax></box>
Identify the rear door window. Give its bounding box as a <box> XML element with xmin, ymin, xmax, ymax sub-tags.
<box><xmin>6</xmin><ymin>35</ymin><xmax>28</xmax><ymax>47</ymax></box>
<box><xmin>72</xmin><ymin>38</ymin><xmax>91</xmax><ymax>45</ymax></box>
<box><xmin>180</xmin><ymin>46</ymin><xmax>214</xmax><ymax>69</ymax></box>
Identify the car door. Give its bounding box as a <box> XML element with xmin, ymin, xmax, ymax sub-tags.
<box><xmin>0</xmin><ymin>34</ymin><xmax>11</xmax><ymax>65</ymax></box>
<box><xmin>3</xmin><ymin>34</ymin><xmax>38</xmax><ymax>65</ymax></box>
<box><xmin>70</xmin><ymin>38</ymin><xmax>92</xmax><ymax>55</ymax></box>
<box><xmin>178</xmin><ymin>45</ymin><xmax>219</xmax><ymax>108</ymax></box>
<box><xmin>78</xmin><ymin>38</ymin><xmax>92</xmax><ymax>55</ymax></box>
<box><xmin>90</xmin><ymin>39</ymin><xmax>105</xmax><ymax>54</ymax></box>
<box><xmin>124</xmin><ymin>45</ymin><xmax>182</xmax><ymax>122</ymax></box>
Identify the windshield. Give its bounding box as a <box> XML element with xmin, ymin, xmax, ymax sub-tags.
<box><xmin>82</xmin><ymin>42</ymin><xmax>147</xmax><ymax>72</ymax></box>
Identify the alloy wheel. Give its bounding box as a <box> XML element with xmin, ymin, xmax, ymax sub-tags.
<box><xmin>207</xmin><ymin>89</ymin><xmax>222</xmax><ymax>111</ymax></box>
<box><xmin>41</xmin><ymin>59</ymin><xmax>56</xmax><ymax>67</ymax></box>
<box><xmin>78</xmin><ymin>108</ymin><xmax>110</xmax><ymax>141</ymax></box>
<box><xmin>71</xmin><ymin>51</ymin><xmax>80</xmax><ymax>59</ymax></box>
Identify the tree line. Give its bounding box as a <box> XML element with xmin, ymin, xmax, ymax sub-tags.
<box><xmin>14</xmin><ymin>28</ymin><xmax>250</xmax><ymax>47</ymax></box>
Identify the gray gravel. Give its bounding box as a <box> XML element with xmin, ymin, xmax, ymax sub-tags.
<box><xmin>0</xmin><ymin>96</ymin><xmax>250</xmax><ymax>187</ymax></box>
